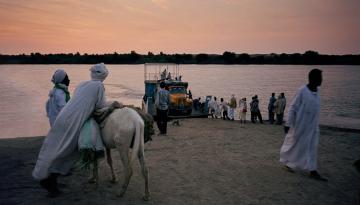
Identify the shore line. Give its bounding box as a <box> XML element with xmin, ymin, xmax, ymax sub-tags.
<box><xmin>0</xmin><ymin>120</ymin><xmax>359</xmax><ymax>139</ymax></box>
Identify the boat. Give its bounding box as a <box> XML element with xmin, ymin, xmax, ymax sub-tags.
<box><xmin>142</xmin><ymin>63</ymin><xmax>209</xmax><ymax>119</ymax></box>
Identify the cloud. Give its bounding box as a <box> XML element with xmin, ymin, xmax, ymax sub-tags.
<box><xmin>151</xmin><ymin>0</ymin><xmax>169</xmax><ymax>9</ymax></box>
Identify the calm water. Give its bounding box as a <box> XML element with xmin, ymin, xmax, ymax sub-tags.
<box><xmin>0</xmin><ymin>64</ymin><xmax>359</xmax><ymax>138</ymax></box>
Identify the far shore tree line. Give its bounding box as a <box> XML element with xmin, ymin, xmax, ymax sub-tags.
<box><xmin>0</xmin><ymin>51</ymin><xmax>359</xmax><ymax>65</ymax></box>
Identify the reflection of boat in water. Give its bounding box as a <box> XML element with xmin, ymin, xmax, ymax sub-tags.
<box><xmin>142</xmin><ymin>63</ymin><xmax>209</xmax><ymax>119</ymax></box>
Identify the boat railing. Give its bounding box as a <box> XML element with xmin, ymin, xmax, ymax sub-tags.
<box><xmin>144</xmin><ymin>63</ymin><xmax>179</xmax><ymax>81</ymax></box>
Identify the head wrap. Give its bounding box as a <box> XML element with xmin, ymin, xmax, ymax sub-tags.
<box><xmin>90</xmin><ymin>63</ymin><xmax>109</xmax><ymax>81</ymax></box>
<box><xmin>51</xmin><ymin>69</ymin><xmax>67</xmax><ymax>84</ymax></box>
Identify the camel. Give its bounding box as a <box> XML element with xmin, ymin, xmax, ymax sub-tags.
<box><xmin>89</xmin><ymin>107</ymin><xmax>151</xmax><ymax>201</ymax></box>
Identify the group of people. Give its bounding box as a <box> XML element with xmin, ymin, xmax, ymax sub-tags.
<box><xmin>160</xmin><ymin>68</ymin><xmax>182</xmax><ymax>81</ymax></box>
<box><xmin>207</xmin><ymin>92</ymin><xmax>286</xmax><ymax>125</ymax></box>
<box><xmin>34</xmin><ymin>66</ymin><xmax>327</xmax><ymax>198</ymax></box>
<box><xmin>208</xmin><ymin>95</ymin><xmax>246</xmax><ymax>122</ymax></box>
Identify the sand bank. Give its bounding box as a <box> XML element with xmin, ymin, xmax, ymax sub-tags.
<box><xmin>0</xmin><ymin>118</ymin><xmax>359</xmax><ymax>205</ymax></box>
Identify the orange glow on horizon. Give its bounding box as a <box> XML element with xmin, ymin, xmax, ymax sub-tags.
<box><xmin>0</xmin><ymin>0</ymin><xmax>359</xmax><ymax>55</ymax></box>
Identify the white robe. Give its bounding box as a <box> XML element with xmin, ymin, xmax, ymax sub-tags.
<box><xmin>280</xmin><ymin>85</ymin><xmax>321</xmax><ymax>171</ymax></box>
<box><xmin>33</xmin><ymin>80</ymin><xmax>106</xmax><ymax>180</ymax></box>
<box><xmin>46</xmin><ymin>87</ymin><xmax>67</xmax><ymax>127</ymax></box>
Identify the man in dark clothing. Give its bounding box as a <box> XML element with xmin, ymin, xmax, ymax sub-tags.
<box><xmin>155</xmin><ymin>82</ymin><xmax>170</xmax><ymax>135</ymax></box>
<box><xmin>250</xmin><ymin>95</ymin><xmax>263</xmax><ymax>124</ymax></box>
<box><xmin>268</xmin><ymin>93</ymin><xmax>276</xmax><ymax>124</ymax></box>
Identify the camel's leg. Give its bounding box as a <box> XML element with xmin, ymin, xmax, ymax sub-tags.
<box><xmin>106</xmin><ymin>148</ymin><xmax>116</xmax><ymax>183</ymax></box>
<box><xmin>138</xmin><ymin>150</ymin><xmax>150</xmax><ymax>201</ymax></box>
<box><xmin>117</xmin><ymin>148</ymin><xmax>132</xmax><ymax>197</ymax></box>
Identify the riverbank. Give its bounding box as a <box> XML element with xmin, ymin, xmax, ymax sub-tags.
<box><xmin>0</xmin><ymin>118</ymin><xmax>359</xmax><ymax>205</ymax></box>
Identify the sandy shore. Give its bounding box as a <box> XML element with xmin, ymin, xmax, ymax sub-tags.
<box><xmin>0</xmin><ymin>119</ymin><xmax>359</xmax><ymax>205</ymax></box>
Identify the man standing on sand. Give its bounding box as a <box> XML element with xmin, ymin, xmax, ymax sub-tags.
<box><xmin>280</xmin><ymin>69</ymin><xmax>327</xmax><ymax>181</ymax></box>
<box><xmin>274</xmin><ymin>94</ymin><xmax>286</xmax><ymax>125</ymax></box>
<box><xmin>220</xmin><ymin>98</ymin><xmax>229</xmax><ymax>120</ymax></box>
<box><xmin>238</xmin><ymin>98</ymin><xmax>247</xmax><ymax>124</ymax></box>
<box><xmin>155</xmin><ymin>81</ymin><xmax>170</xmax><ymax>135</ymax></box>
<box><xmin>208</xmin><ymin>96</ymin><xmax>218</xmax><ymax>118</ymax></box>
<box><xmin>228</xmin><ymin>94</ymin><xmax>237</xmax><ymax>121</ymax></box>
<box><xmin>250</xmin><ymin>95</ymin><xmax>263</xmax><ymax>124</ymax></box>
<box><xmin>268</xmin><ymin>93</ymin><xmax>276</xmax><ymax>124</ymax></box>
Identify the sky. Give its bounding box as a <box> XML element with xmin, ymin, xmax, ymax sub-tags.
<box><xmin>0</xmin><ymin>0</ymin><xmax>359</xmax><ymax>55</ymax></box>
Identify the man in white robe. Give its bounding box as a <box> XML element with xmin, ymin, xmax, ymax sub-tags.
<box><xmin>280</xmin><ymin>69</ymin><xmax>327</xmax><ymax>181</ymax></box>
<box><xmin>33</xmin><ymin>63</ymin><xmax>109</xmax><ymax>196</ymax></box>
<box><xmin>208</xmin><ymin>96</ymin><xmax>218</xmax><ymax>118</ymax></box>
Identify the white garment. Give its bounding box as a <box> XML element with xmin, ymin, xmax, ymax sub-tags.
<box><xmin>33</xmin><ymin>80</ymin><xmax>107</xmax><ymax>180</ymax></box>
<box><xmin>280</xmin><ymin>85</ymin><xmax>321</xmax><ymax>171</ymax></box>
<box><xmin>46</xmin><ymin>87</ymin><xmax>67</xmax><ymax>127</ymax></box>
<box><xmin>238</xmin><ymin>100</ymin><xmax>247</xmax><ymax>120</ymax></box>
<box><xmin>214</xmin><ymin>101</ymin><xmax>221</xmax><ymax>117</ymax></box>
<box><xmin>228</xmin><ymin>108</ymin><xmax>235</xmax><ymax>120</ymax></box>
<box><xmin>46</xmin><ymin>69</ymin><xmax>68</xmax><ymax>127</ymax></box>
<box><xmin>90</xmin><ymin>63</ymin><xmax>108</xmax><ymax>81</ymax></box>
<box><xmin>208</xmin><ymin>99</ymin><xmax>217</xmax><ymax>112</ymax></box>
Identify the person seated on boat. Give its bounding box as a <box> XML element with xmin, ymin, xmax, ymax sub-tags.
<box><xmin>179</xmin><ymin>75</ymin><xmax>182</xmax><ymax>81</ymax></box>
<box><xmin>167</xmin><ymin>72</ymin><xmax>172</xmax><ymax>80</ymax></box>
<box><xmin>161</xmin><ymin>69</ymin><xmax>166</xmax><ymax>80</ymax></box>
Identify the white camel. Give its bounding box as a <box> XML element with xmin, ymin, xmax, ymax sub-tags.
<box><xmin>90</xmin><ymin>107</ymin><xmax>151</xmax><ymax>201</ymax></box>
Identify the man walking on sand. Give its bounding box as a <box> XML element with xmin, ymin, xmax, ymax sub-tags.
<box><xmin>280</xmin><ymin>69</ymin><xmax>327</xmax><ymax>181</ymax></box>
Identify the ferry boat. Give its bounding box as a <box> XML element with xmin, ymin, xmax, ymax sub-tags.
<box><xmin>142</xmin><ymin>63</ymin><xmax>209</xmax><ymax>119</ymax></box>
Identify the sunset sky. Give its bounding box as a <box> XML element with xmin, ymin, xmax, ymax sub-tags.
<box><xmin>0</xmin><ymin>0</ymin><xmax>359</xmax><ymax>55</ymax></box>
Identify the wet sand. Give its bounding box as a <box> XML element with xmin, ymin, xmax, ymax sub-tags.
<box><xmin>0</xmin><ymin>118</ymin><xmax>359</xmax><ymax>205</ymax></box>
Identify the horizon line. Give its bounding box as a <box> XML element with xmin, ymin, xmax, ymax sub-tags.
<box><xmin>1</xmin><ymin>51</ymin><xmax>360</xmax><ymax>56</ymax></box>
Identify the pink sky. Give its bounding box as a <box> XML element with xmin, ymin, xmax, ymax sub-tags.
<box><xmin>0</xmin><ymin>0</ymin><xmax>359</xmax><ymax>55</ymax></box>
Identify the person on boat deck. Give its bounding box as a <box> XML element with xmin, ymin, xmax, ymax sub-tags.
<box><xmin>161</xmin><ymin>69</ymin><xmax>167</xmax><ymax>80</ymax></box>
<box><xmin>167</xmin><ymin>72</ymin><xmax>172</xmax><ymax>80</ymax></box>
<box><xmin>33</xmin><ymin>63</ymin><xmax>109</xmax><ymax>197</ymax></box>
<box><xmin>280</xmin><ymin>69</ymin><xmax>327</xmax><ymax>181</ymax></box>
<box><xmin>46</xmin><ymin>69</ymin><xmax>70</xmax><ymax>127</ymax></box>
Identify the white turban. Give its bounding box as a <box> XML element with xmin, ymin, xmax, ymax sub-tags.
<box><xmin>51</xmin><ymin>69</ymin><xmax>67</xmax><ymax>84</ymax></box>
<box><xmin>90</xmin><ymin>63</ymin><xmax>109</xmax><ymax>82</ymax></box>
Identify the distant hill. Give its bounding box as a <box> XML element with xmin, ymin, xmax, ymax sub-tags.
<box><xmin>0</xmin><ymin>51</ymin><xmax>359</xmax><ymax>65</ymax></box>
